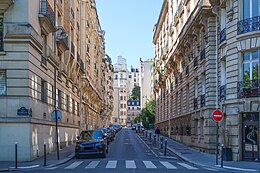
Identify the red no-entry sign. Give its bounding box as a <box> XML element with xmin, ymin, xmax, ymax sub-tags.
<box><xmin>212</xmin><ymin>110</ymin><xmax>224</xmax><ymax>122</ymax></box>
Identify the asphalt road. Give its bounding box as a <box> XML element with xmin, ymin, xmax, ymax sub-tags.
<box><xmin>13</xmin><ymin>128</ymin><xmax>238</xmax><ymax>173</ymax></box>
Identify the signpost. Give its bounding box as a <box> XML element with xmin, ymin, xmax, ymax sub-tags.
<box><xmin>212</xmin><ymin>109</ymin><xmax>224</xmax><ymax>165</ymax></box>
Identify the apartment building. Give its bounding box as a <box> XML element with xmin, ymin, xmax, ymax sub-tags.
<box><xmin>127</xmin><ymin>100</ymin><xmax>141</xmax><ymax>124</ymax></box>
<box><xmin>0</xmin><ymin>0</ymin><xmax>112</xmax><ymax>161</ymax></box>
<box><xmin>153</xmin><ymin>0</ymin><xmax>259</xmax><ymax>161</ymax></box>
<box><xmin>112</xmin><ymin>56</ymin><xmax>128</xmax><ymax>125</ymax></box>
<box><xmin>127</xmin><ymin>67</ymin><xmax>139</xmax><ymax>98</ymax></box>
<box><xmin>139</xmin><ymin>59</ymin><xmax>154</xmax><ymax>108</ymax></box>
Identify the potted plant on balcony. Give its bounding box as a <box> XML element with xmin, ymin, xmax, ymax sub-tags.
<box><xmin>221</xmin><ymin>127</ymin><xmax>232</xmax><ymax>161</ymax></box>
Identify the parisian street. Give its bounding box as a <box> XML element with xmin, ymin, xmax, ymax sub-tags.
<box><xmin>10</xmin><ymin>128</ymin><xmax>236</xmax><ymax>173</ymax></box>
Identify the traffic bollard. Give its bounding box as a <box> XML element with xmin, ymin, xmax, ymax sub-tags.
<box><xmin>145</xmin><ymin>130</ymin><xmax>148</xmax><ymax>138</ymax></box>
<box><xmin>149</xmin><ymin>132</ymin><xmax>152</xmax><ymax>141</ymax></box>
<box><xmin>160</xmin><ymin>137</ymin><xmax>163</xmax><ymax>149</ymax></box>
<box><xmin>44</xmin><ymin>144</ymin><xmax>47</xmax><ymax>166</ymax></box>
<box><xmin>164</xmin><ymin>139</ymin><xmax>167</xmax><ymax>156</ymax></box>
<box><xmin>221</xmin><ymin>144</ymin><xmax>224</xmax><ymax>168</ymax></box>
<box><xmin>106</xmin><ymin>138</ymin><xmax>109</xmax><ymax>153</ymax></box>
<box><xmin>15</xmin><ymin>143</ymin><xmax>18</xmax><ymax>169</ymax></box>
<box><xmin>153</xmin><ymin>134</ymin><xmax>156</xmax><ymax>144</ymax></box>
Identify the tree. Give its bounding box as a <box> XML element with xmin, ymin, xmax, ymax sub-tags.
<box><xmin>140</xmin><ymin>99</ymin><xmax>155</xmax><ymax>129</ymax></box>
<box><xmin>130</xmin><ymin>86</ymin><xmax>140</xmax><ymax>100</ymax></box>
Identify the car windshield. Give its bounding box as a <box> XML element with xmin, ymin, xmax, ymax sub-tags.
<box><xmin>80</xmin><ymin>130</ymin><xmax>103</xmax><ymax>140</ymax></box>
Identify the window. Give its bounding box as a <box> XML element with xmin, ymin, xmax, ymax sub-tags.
<box><xmin>41</xmin><ymin>79</ymin><xmax>47</xmax><ymax>103</ymax></box>
<box><xmin>242</xmin><ymin>50</ymin><xmax>259</xmax><ymax>82</ymax></box>
<box><xmin>180</xmin><ymin>89</ymin><xmax>183</xmax><ymax>113</ymax></box>
<box><xmin>120</xmin><ymin>104</ymin><xmax>123</xmax><ymax>108</ymax></box>
<box><xmin>186</xmin><ymin>84</ymin><xmax>189</xmax><ymax>112</ymax></box>
<box><xmin>72</xmin><ymin>99</ymin><xmax>75</xmax><ymax>114</ymax></box>
<box><xmin>66</xmin><ymin>95</ymin><xmax>69</xmax><ymax>111</ymax></box>
<box><xmin>242</xmin><ymin>0</ymin><xmax>259</xmax><ymax>20</ymax></box>
<box><xmin>0</xmin><ymin>70</ymin><xmax>6</xmax><ymax>95</ymax></box>
<box><xmin>0</xmin><ymin>17</ymin><xmax>3</xmax><ymax>51</ymax></box>
<box><xmin>58</xmin><ymin>90</ymin><xmax>62</xmax><ymax>109</ymax></box>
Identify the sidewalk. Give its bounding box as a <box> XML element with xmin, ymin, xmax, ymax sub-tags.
<box><xmin>143</xmin><ymin>131</ymin><xmax>260</xmax><ymax>172</ymax></box>
<box><xmin>0</xmin><ymin>144</ymin><xmax>75</xmax><ymax>172</ymax></box>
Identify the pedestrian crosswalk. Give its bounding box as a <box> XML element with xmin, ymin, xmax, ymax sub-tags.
<box><xmin>46</xmin><ymin>160</ymin><xmax>211</xmax><ymax>170</ymax></box>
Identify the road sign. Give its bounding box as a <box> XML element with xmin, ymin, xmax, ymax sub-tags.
<box><xmin>51</xmin><ymin>110</ymin><xmax>62</xmax><ymax>121</ymax></box>
<box><xmin>212</xmin><ymin>110</ymin><xmax>224</xmax><ymax>122</ymax></box>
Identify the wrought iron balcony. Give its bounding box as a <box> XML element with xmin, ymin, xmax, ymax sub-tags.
<box><xmin>220</xmin><ymin>85</ymin><xmax>226</xmax><ymax>102</ymax></box>
<box><xmin>200</xmin><ymin>49</ymin><xmax>206</xmax><ymax>61</ymax></box>
<box><xmin>237</xmin><ymin>80</ymin><xmax>260</xmax><ymax>98</ymax></box>
<box><xmin>39</xmin><ymin>0</ymin><xmax>56</xmax><ymax>34</ymax></box>
<box><xmin>194</xmin><ymin>56</ymin><xmax>198</xmax><ymax>67</ymax></box>
<box><xmin>194</xmin><ymin>98</ymin><xmax>198</xmax><ymax>110</ymax></box>
<box><xmin>237</xmin><ymin>16</ymin><xmax>260</xmax><ymax>35</ymax></box>
<box><xmin>0</xmin><ymin>30</ymin><xmax>3</xmax><ymax>51</ymax></box>
<box><xmin>220</xmin><ymin>28</ymin><xmax>226</xmax><ymax>43</ymax></box>
<box><xmin>200</xmin><ymin>94</ymin><xmax>205</xmax><ymax>108</ymax></box>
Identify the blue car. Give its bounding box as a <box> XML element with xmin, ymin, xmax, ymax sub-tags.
<box><xmin>75</xmin><ymin>130</ymin><xmax>107</xmax><ymax>158</ymax></box>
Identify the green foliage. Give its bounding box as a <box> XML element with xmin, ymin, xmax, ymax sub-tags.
<box><xmin>140</xmin><ymin>99</ymin><xmax>155</xmax><ymax>129</ymax></box>
<box><xmin>131</xmin><ymin>86</ymin><xmax>140</xmax><ymax>100</ymax></box>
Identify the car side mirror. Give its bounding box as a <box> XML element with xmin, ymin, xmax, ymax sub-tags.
<box><xmin>77</xmin><ymin>136</ymin><xmax>80</xmax><ymax>140</ymax></box>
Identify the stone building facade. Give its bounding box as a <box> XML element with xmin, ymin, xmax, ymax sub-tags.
<box><xmin>0</xmin><ymin>0</ymin><xmax>113</xmax><ymax>161</ymax></box>
<box><xmin>153</xmin><ymin>0</ymin><xmax>259</xmax><ymax>161</ymax></box>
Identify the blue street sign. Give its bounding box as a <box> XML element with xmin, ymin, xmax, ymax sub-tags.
<box><xmin>51</xmin><ymin>110</ymin><xmax>62</xmax><ymax>121</ymax></box>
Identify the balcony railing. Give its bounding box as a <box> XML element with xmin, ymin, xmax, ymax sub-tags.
<box><xmin>194</xmin><ymin>98</ymin><xmax>198</xmax><ymax>110</ymax></box>
<box><xmin>220</xmin><ymin>85</ymin><xmax>226</xmax><ymax>102</ymax></box>
<box><xmin>220</xmin><ymin>28</ymin><xmax>226</xmax><ymax>43</ymax></box>
<box><xmin>194</xmin><ymin>56</ymin><xmax>198</xmax><ymax>67</ymax></box>
<box><xmin>237</xmin><ymin>16</ymin><xmax>260</xmax><ymax>35</ymax></box>
<box><xmin>39</xmin><ymin>0</ymin><xmax>55</xmax><ymax>27</ymax></box>
<box><xmin>200</xmin><ymin>94</ymin><xmax>205</xmax><ymax>108</ymax></box>
<box><xmin>237</xmin><ymin>80</ymin><xmax>260</xmax><ymax>98</ymax></box>
<box><xmin>0</xmin><ymin>30</ymin><xmax>3</xmax><ymax>51</ymax></box>
<box><xmin>70</xmin><ymin>41</ymin><xmax>75</xmax><ymax>56</ymax></box>
<box><xmin>200</xmin><ymin>49</ymin><xmax>206</xmax><ymax>61</ymax></box>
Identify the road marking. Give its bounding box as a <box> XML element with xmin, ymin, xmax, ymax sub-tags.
<box><xmin>105</xmin><ymin>160</ymin><xmax>117</xmax><ymax>168</ymax></box>
<box><xmin>85</xmin><ymin>161</ymin><xmax>100</xmax><ymax>169</ymax></box>
<box><xmin>205</xmin><ymin>167</ymin><xmax>218</xmax><ymax>171</ymax></box>
<box><xmin>65</xmin><ymin>161</ymin><xmax>83</xmax><ymax>169</ymax></box>
<box><xmin>143</xmin><ymin>161</ymin><xmax>157</xmax><ymax>169</ymax></box>
<box><xmin>177</xmin><ymin>162</ymin><xmax>198</xmax><ymax>169</ymax></box>
<box><xmin>137</xmin><ymin>135</ymin><xmax>158</xmax><ymax>157</ymax></box>
<box><xmin>9</xmin><ymin>165</ymin><xmax>40</xmax><ymax>169</ymax></box>
<box><xmin>160</xmin><ymin>161</ymin><xmax>177</xmax><ymax>169</ymax></box>
<box><xmin>125</xmin><ymin>160</ymin><xmax>136</xmax><ymax>169</ymax></box>
<box><xmin>216</xmin><ymin>165</ymin><xmax>257</xmax><ymax>172</ymax></box>
<box><xmin>45</xmin><ymin>166</ymin><xmax>58</xmax><ymax>170</ymax></box>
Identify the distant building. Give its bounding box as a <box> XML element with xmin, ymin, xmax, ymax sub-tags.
<box><xmin>112</xmin><ymin>56</ymin><xmax>128</xmax><ymax>125</ymax></box>
<box><xmin>128</xmin><ymin>67</ymin><xmax>140</xmax><ymax>98</ymax></box>
<box><xmin>139</xmin><ymin>59</ymin><xmax>154</xmax><ymax>108</ymax></box>
<box><xmin>127</xmin><ymin>100</ymin><xmax>141</xmax><ymax>124</ymax></box>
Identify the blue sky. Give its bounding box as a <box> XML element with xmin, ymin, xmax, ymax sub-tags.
<box><xmin>96</xmin><ymin>0</ymin><xmax>163</xmax><ymax>69</ymax></box>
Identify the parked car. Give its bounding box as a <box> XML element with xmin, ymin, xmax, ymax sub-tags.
<box><xmin>132</xmin><ymin>124</ymin><xmax>137</xmax><ymax>130</ymax></box>
<box><xmin>75</xmin><ymin>130</ymin><xmax>107</xmax><ymax>158</ymax></box>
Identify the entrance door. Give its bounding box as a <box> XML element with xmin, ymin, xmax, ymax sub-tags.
<box><xmin>242</xmin><ymin>113</ymin><xmax>259</xmax><ymax>161</ymax></box>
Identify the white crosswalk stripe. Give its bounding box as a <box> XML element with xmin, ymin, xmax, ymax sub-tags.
<box><xmin>160</xmin><ymin>161</ymin><xmax>177</xmax><ymax>169</ymax></box>
<box><xmin>105</xmin><ymin>160</ymin><xmax>117</xmax><ymax>168</ymax></box>
<box><xmin>65</xmin><ymin>161</ymin><xmax>83</xmax><ymax>169</ymax></box>
<box><xmin>177</xmin><ymin>162</ymin><xmax>198</xmax><ymax>170</ymax></box>
<box><xmin>85</xmin><ymin>161</ymin><xmax>100</xmax><ymax>169</ymax></box>
<box><xmin>125</xmin><ymin>160</ymin><xmax>136</xmax><ymax>169</ymax></box>
<box><xmin>143</xmin><ymin>161</ymin><xmax>157</xmax><ymax>169</ymax></box>
<box><xmin>46</xmin><ymin>160</ymin><xmax>201</xmax><ymax>170</ymax></box>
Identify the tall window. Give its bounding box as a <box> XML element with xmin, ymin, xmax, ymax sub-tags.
<box><xmin>0</xmin><ymin>17</ymin><xmax>3</xmax><ymax>51</ymax></box>
<box><xmin>186</xmin><ymin>85</ymin><xmax>189</xmax><ymax>112</ymax></box>
<box><xmin>0</xmin><ymin>70</ymin><xmax>6</xmax><ymax>95</ymax></box>
<box><xmin>66</xmin><ymin>95</ymin><xmax>69</xmax><ymax>111</ymax></box>
<box><xmin>58</xmin><ymin>90</ymin><xmax>62</xmax><ymax>109</ymax></box>
<box><xmin>41</xmin><ymin>79</ymin><xmax>47</xmax><ymax>103</ymax></box>
<box><xmin>242</xmin><ymin>0</ymin><xmax>259</xmax><ymax>19</ymax></box>
<box><xmin>243</xmin><ymin>50</ymin><xmax>259</xmax><ymax>82</ymax></box>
